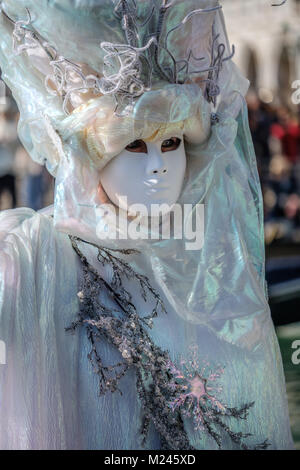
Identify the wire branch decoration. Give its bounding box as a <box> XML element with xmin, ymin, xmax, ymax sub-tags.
<box><xmin>0</xmin><ymin>0</ymin><xmax>236</xmax><ymax>115</ymax></box>
<box><xmin>68</xmin><ymin>236</ymin><xmax>270</xmax><ymax>450</ymax></box>
<box><xmin>0</xmin><ymin>0</ymin><xmax>288</xmax><ymax>115</ymax></box>
<box><xmin>1</xmin><ymin>5</ymin><xmax>102</xmax><ymax>113</ymax></box>
<box><xmin>102</xmin><ymin>0</ymin><xmax>235</xmax><ymax>113</ymax></box>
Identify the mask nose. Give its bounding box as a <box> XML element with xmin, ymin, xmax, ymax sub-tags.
<box><xmin>146</xmin><ymin>144</ymin><xmax>168</xmax><ymax>176</ymax></box>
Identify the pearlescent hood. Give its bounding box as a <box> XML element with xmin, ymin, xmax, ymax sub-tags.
<box><xmin>0</xmin><ymin>0</ymin><xmax>248</xmax><ymax>175</ymax></box>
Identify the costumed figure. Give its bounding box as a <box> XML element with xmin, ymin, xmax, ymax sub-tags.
<box><xmin>0</xmin><ymin>0</ymin><xmax>294</xmax><ymax>450</ymax></box>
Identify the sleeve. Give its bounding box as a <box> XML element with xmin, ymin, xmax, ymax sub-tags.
<box><xmin>0</xmin><ymin>208</ymin><xmax>80</xmax><ymax>449</ymax></box>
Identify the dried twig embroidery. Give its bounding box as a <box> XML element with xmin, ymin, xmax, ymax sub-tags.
<box><xmin>67</xmin><ymin>236</ymin><xmax>270</xmax><ymax>450</ymax></box>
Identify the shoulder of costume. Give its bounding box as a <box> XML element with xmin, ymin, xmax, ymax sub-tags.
<box><xmin>0</xmin><ymin>205</ymin><xmax>61</xmax><ymax>246</ymax></box>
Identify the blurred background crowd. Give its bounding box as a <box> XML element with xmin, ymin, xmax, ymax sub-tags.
<box><xmin>0</xmin><ymin>93</ymin><xmax>53</xmax><ymax>213</ymax></box>
<box><xmin>225</xmin><ymin>0</ymin><xmax>300</xmax><ymax>248</ymax></box>
<box><xmin>0</xmin><ymin>0</ymin><xmax>299</xmax><ymax>448</ymax></box>
<box><xmin>248</xmin><ymin>95</ymin><xmax>300</xmax><ymax>246</ymax></box>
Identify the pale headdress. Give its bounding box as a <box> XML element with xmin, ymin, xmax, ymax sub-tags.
<box><xmin>0</xmin><ymin>0</ymin><xmax>248</xmax><ymax>173</ymax></box>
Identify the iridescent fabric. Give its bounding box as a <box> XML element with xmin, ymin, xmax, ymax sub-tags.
<box><xmin>0</xmin><ymin>0</ymin><xmax>294</xmax><ymax>449</ymax></box>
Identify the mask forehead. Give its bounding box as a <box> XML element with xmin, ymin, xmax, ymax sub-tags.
<box><xmin>59</xmin><ymin>86</ymin><xmax>210</xmax><ymax>170</ymax></box>
<box><xmin>143</xmin><ymin>122</ymin><xmax>185</xmax><ymax>143</ymax></box>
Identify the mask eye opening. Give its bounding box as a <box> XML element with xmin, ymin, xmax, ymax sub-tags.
<box><xmin>161</xmin><ymin>137</ymin><xmax>182</xmax><ymax>153</ymax></box>
<box><xmin>125</xmin><ymin>140</ymin><xmax>148</xmax><ymax>154</ymax></box>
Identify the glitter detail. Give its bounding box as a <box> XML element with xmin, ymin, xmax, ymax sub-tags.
<box><xmin>68</xmin><ymin>236</ymin><xmax>270</xmax><ymax>450</ymax></box>
<box><xmin>167</xmin><ymin>346</ymin><xmax>270</xmax><ymax>450</ymax></box>
<box><xmin>67</xmin><ymin>235</ymin><xmax>193</xmax><ymax>450</ymax></box>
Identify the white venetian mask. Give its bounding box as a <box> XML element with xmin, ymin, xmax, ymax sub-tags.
<box><xmin>100</xmin><ymin>133</ymin><xmax>186</xmax><ymax>216</ymax></box>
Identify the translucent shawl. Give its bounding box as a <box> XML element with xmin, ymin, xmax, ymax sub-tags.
<box><xmin>0</xmin><ymin>0</ymin><xmax>265</xmax><ymax>330</ymax></box>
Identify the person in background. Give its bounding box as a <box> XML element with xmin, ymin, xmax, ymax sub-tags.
<box><xmin>0</xmin><ymin>108</ymin><xmax>18</xmax><ymax>209</ymax></box>
<box><xmin>271</xmin><ymin>107</ymin><xmax>300</xmax><ymax>165</ymax></box>
<box><xmin>247</xmin><ymin>93</ymin><xmax>275</xmax><ymax>179</ymax></box>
